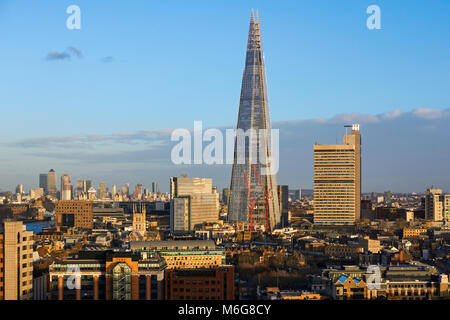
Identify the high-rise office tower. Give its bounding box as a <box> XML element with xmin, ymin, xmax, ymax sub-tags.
<box><xmin>152</xmin><ymin>182</ymin><xmax>158</xmax><ymax>193</ymax></box>
<box><xmin>170</xmin><ymin>176</ymin><xmax>219</xmax><ymax>233</ymax></box>
<box><xmin>313</xmin><ymin>124</ymin><xmax>361</xmax><ymax>226</ymax></box>
<box><xmin>0</xmin><ymin>220</ymin><xmax>34</xmax><ymax>300</ymax></box>
<box><xmin>228</xmin><ymin>11</ymin><xmax>280</xmax><ymax>231</ymax></box>
<box><xmin>125</xmin><ymin>183</ymin><xmax>130</xmax><ymax>198</ymax></box>
<box><xmin>60</xmin><ymin>174</ymin><xmax>72</xmax><ymax>200</ymax></box>
<box><xmin>121</xmin><ymin>185</ymin><xmax>128</xmax><ymax>196</ymax></box>
<box><xmin>77</xmin><ymin>180</ymin><xmax>86</xmax><ymax>192</ymax></box>
<box><xmin>295</xmin><ymin>189</ymin><xmax>301</xmax><ymax>201</ymax></box>
<box><xmin>133</xmin><ymin>184</ymin><xmax>143</xmax><ymax>200</ymax></box>
<box><xmin>75</xmin><ymin>180</ymin><xmax>86</xmax><ymax>199</ymax></box>
<box><xmin>112</xmin><ymin>184</ymin><xmax>117</xmax><ymax>199</ymax></box>
<box><xmin>39</xmin><ymin>174</ymin><xmax>48</xmax><ymax>194</ymax></box>
<box><xmin>384</xmin><ymin>190</ymin><xmax>392</xmax><ymax>204</ymax></box>
<box><xmin>446</xmin><ymin>195</ymin><xmax>450</xmax><ymax>222</ymax></box>
<box><xmin>47</xmin><ymin>169</ymin><xmax>57</xmax><ymax>198</ymax></box>
<box><xmin>277</xmin><ymin>185</ymin><xmax>289</xmax><ymax>227</ymax></box>
<box><xmin>15</xmin><ymin>184</ymin><xmax>23</xmax><ymax>194</ymax></box>
<box><xmin>425</xmin><ymin>188</ymin><xmax>450</xmax><ymax>222</ymax></box>
<box><xmin>98</xmin><ymin>182</ymin><xmax>107</xmax><ymax>200</ymax></box>
<box><xmin>86</xmin><ymin>180</ymin><xmax>93</xmax><ymax>191</ymax></box>
<box><xmin>222</xmin><ymin>188</ymin><xmax>230</xmax><ymax>205</ymax></box>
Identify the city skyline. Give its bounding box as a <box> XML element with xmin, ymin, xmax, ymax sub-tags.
<box><xmin>1</xmin><ymin>2</ymin><xmax>450</xmax><ymax>193</ymax></box>
<box><xmin>0</xmin><ymin>3</ymin><xmax>449</xmax><ymax>305</ymax></box>
<box><xmin>2</xmin><ymin>107</ymin><xmax>449</xmax><ymax>194</ymax></box>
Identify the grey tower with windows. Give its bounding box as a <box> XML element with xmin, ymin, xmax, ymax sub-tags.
<box><xmin>228</xmin><ymin>10</ymin><xmax>280</xmax><ymax>231</ymax></box>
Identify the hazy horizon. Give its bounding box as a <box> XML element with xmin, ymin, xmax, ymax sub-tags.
<box><xmin>2</xmin><ymin>107</ymin><xmax>449</xmax><ymax>195</ymax></box>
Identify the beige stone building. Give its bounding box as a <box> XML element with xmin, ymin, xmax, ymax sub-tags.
<box><xmin>445</xmin><ymin>194</ymin><xmax>450</xmax><ymax>220</ymax></box>
<box><xmin>0</xmin><ymin>220</ymin><xmax>34</xmax><ymax>300</ymax></box>
<box><xmin>425</xmin><ymin>188</ymin><xmax>450</xmax><ymax>222</ymax></box>
<box><xmin>132</xmin><ymin>203</ymin><xmax>146</xmax><ymax>239</ymax></box>
<box><xmin>130</xmin><ymin>240</ymin><xmax>225</xmax><ymax>269</ymax></box>
<box><xmin>358</xmin><ymin>237</ymin><xmax>382</xmax><ymax>254</ymax></box>
<box><xmin>403</xmin><ymin>227</ymin><xmax>428</xmax><ymax>239</ymax></box>
<box><xmin>313</xmin><ymin>124</ymin><xmax>361</xmax><ymax>225</ymax></box>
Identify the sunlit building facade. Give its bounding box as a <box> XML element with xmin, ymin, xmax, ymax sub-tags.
<box><xmin>170</xmin><ymin>176</ymin><xmax>219</xmax><ymax>233</ymax></box>
<box><xmin>0</xmin><ymin>220</ymin><xmax>34</xmax><ymax>300</ymax></box>
<box><xmin>47</xmin><ymin>169</ymin><xmax>57</xmax><ymax>198</ymax></box>
<box><xmin>313</xmin><ymin>125</ymin><xmax>361</xmax><ymax>225</ymax></box>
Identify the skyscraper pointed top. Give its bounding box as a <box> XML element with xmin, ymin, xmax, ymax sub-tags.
<box><xmin>250</xmin><ymin>9</ymin><xmax>260</xmax><ymax>24</ymax></box>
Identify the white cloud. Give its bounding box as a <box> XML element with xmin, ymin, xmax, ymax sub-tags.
<box><xmin>9</xmin><ymin>108</ymin><xmax>450</xmax><ymax>154</ymax></box>
<box><xmin>327</xmin><ymin>112</ymin><xmax>379</xmax><ymax>124</ymax></box>
<box><xmin>10</xmin><ymin>129</ymin><xmax>173</xmax><ymax>149</ymax></box>
<box><xmin>381</xmin><ymin>109</ymin><xmax>402</xmax><ymax>120</ymax></box>
<box><xmin>412</xmin><ymin>108</ymin><xmax>450</xmax><ymax>120</ymax></box>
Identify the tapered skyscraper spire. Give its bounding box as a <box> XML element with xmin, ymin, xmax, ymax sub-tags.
<box><xmin>228</xmin><ymin>11</ymin><xmax>280</xmax><ymax>231</ymax></box>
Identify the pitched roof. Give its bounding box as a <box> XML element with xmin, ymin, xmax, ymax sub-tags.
<box><xmin>337</xmin><ymin>275</ymin><xmax>348</xmax><ymax>283</ymax></box>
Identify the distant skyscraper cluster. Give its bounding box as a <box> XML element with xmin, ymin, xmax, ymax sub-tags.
<box><xmin>29</xmin><ymin>170</ymin><xmax>166</xmax><ymax>203</ymax></box>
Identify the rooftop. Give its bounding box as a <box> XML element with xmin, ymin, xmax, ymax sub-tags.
<box><xmin>130</xmin><ymin>240</ymin><xmax>217</xmax><ymax>251</ymax></box>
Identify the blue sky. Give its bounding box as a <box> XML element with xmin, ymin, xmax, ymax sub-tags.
<box><xmin>0</xmin><ymin>1</ymin><xmax>449</xmax><ymax>192</ymax></box>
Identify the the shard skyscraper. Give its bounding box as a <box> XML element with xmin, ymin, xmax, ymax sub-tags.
<box><xmin>228</xmin><ymin>10</ymin><xmax>280</xmax><ymax>231</ymax></box>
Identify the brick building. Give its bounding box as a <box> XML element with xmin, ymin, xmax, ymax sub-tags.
<box><xmin>164</xmin><ymin>265</ymin><xmax>234</xmax><ymax>300</ymax></box>
<box><xmin>55</xmin><ymin>200</ymin><xmax>93</xmax><ymax>230</ymax></box>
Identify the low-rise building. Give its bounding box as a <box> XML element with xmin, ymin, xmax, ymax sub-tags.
<box><xmin>403</xmin><ymin>227</ymin><xmax>428</xmax><ymax>239</ymax></box>
<box><xmin>358</xmin><ymin>237</ymin><xmax>382</xmax><ymax>253</ymax></box>
<box><xmin>130</xmin><ymin>240</ymin><xmax>225</xmax><ymax>269</ymax></box>
<box><xmin>324</xmin><ymin>243</ymin><xmax>363</xmax><ymax>258</ymax></box>
<box><xmin>267</xmin><ymin>290</ymin><xmax>321</xmax><ymax>300</ymax></box>
<box><xmin>333</xmin><ymin>275</ymin><xmax>367</xmax><ymax>300</ymax></box>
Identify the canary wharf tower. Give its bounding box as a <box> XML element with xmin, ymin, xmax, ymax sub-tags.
<box><xmin>228</xmin><ymin>10</ymin><xmax>280</xmax><ymax>231</ymax></box>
